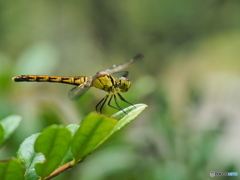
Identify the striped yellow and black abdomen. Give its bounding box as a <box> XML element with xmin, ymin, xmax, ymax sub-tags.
<box><xmin>12</xmin><ymin>75</ymin><xmax>87</xmax><ymax>86</ymax></box>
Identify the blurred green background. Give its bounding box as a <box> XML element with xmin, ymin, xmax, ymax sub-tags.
<box><xmin>1</xmin><ymin>0</ymin><xmax>240</xmax><ymax>180</ymax></box>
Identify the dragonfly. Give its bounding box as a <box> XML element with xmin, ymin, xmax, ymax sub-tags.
<box><xmin>12</xmin><ymin>54</ymin><xmax>143</xmax><ymax>114</ymax></box>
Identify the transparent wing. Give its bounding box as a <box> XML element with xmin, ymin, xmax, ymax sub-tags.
<box><xmin>68</xmin><ymin>75</ymin><xmax>98</xmax><ymax>100</ymax></box>
<box><xmin>97</xmin><ymin>54</ymin><xmax>143</xmax><ymax>75</ymax></box>
<box><xmin>112</xmin><ymin>71</ymin><xmax>129</xmax><ymax>78</ymax></box>
<box><xmin>68</xmin><ymin>85</ymin><xmax>91</xmax><ymax>100</ymax></box>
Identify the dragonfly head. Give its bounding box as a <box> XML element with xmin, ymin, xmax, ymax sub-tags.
<box><xmin>118</xmin><ymin>77</ymin><xmax>131</xmax><ymax>92</ymax></box>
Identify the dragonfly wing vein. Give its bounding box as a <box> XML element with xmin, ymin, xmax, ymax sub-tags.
<box><xmin>111</xmin><ymin>71</ymin><xmax>129</xmax><ymax>78</ymax></box>
<box><xmin>98</xmin><ymin>54</ymin><xmax>143</xmax><ymax>75</ymax></box>
<box><xmin>68</xmin><ymin>85</ymin><xmax>91</xmax><ymax>100</ymax></box>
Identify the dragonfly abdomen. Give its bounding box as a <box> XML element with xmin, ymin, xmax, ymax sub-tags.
<box><xmin>12</xmin><ymin>75</ymin><xmax>87</xmax><ymax>86</ymax></box>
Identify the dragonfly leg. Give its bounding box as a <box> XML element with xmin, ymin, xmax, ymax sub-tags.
<box><xmin>117</xmin><ymin>93</ymin><xmax>136</xmax><ymax>108</ymax></box>
<box><xmin>107</xmin><ymin>95</ymin><xmax>121</xmax><ymax>111</ymax></box>
<box><xmin>99</xmin><ymin>94</ymin><xmax>109</xmax><ymax>114</ymax></box>
<box><xmin>113</xmin><ymin>94</ymin><xmax>127</xmax><ymax>114</ymax></box>
<box><xmin>96</xmin><ymin>94</ymin><xmax>109</xmax><ymax>113</ymax></box>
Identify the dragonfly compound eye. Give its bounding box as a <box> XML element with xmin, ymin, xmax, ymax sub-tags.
<box><xmin>119</xmin><ymin>77</ymin><xmax>131</xmax><ymax>92</ymax></box>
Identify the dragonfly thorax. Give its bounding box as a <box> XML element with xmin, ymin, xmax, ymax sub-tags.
<box><xmin>92</xmin><ymin>74</ymin><xmax>131</xmax><ymax>93</ymax></box>
<box><xmin>92</xmin><ymin>74</ymin><xmax>117</xmax><ymax>92</ymax></box>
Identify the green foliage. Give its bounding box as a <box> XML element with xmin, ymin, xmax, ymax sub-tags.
<box><xmin>34</xmin><ymin>125</ymin><xmax>72</xmax><ymax>179</ymax></box>
<box><xmin>95</xmin><ymin>104</ymin><xmax>147</xmax><ymax>149</ymax></box>
<box><xmin>0</xmin><ymin>124</ymin><xmax>4</xmax><ymax>147</ymax></box>
<box><xmin>111</xmin><ymin>104</ymin><xmax>147</xmax><ymax>129</ymax></box>
<box><xmin>71</xmin><ymin>113</ymin><xmax>117</xmax><ymax>163</ymax></box>
<box><xmin>60</xmin><ymin>124</ymin><xmax>80</xmax><ymax>165</ymax></box>
<box><xmin>0</xmin><ymin>115</ymin><xmax>22</xmax><ymax>147</ymax></box>
<box><xmin>17</xmin><ymin>134</ymin><xmax>44</xmax><ymax>180</ymax></box>
<box><xmin>1</xmin><ymin>1</ymin><xmax>240</xmax><ymax>179</ymax></box>
<box><xmin>0</xmin><ymin>158</ymin><xmax>25</xmax><ymax>180</ymax></box>
<box><xmin>0</xmin><ymin>104</ymin><xmax>147</xmax><ymax>180</ymax></box>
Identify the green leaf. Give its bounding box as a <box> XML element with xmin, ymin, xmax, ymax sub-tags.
<box><xmin>17</xmin><ymin>133</ymin><xmax>44</xmax><ymax>180</ymax></box>
<box><xmin>95</xmin><ymin>103</ymin><xmax>147</xmax><ymax>149</ymax></box>
<box><xmin>112</xmin><ymin>103</ymin><xmax>147</xmax><ymax>121</ymax></box>
<box><xmin>34</xmin><ymin>125</ymin><xmax>72</xmax><ymax>179</ymax></box>
<box><xmin>66</xmin><ymin>124</ymin><xmax>80</xmax><ymax>135</ymax></box>
<box><xmin>0</xmin><ymin>115</ymin><xmax>22</xmax><ymax>142</ymax></box>
<box><xmin>0</xmin><ymin>158</ymin><xmax>25</xmax><ymax>180</ymax></box>
<box><xmin>60</xmin><ymin>124</ymin><xmax>80</xmax><ymax>165</ymax></box>
<box><xmin>0</xmin><ymin>124</ymin><xmax>4</xmax><ymax>147</ymax></box>
<box><xmin>71</xmin><ymin>112</ymin><xmax>117</xmax><ymax>163</ymax></box>
<box><xmin>111</xmin><ymin>103</ymin><xmax>147</xmax><ymax>130</ymax></box>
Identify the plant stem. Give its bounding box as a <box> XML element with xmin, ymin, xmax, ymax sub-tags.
<box><xmin>39</xmin><ymin>159</ymin><xmax>83</xmax><ymax>180</ymax></box>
